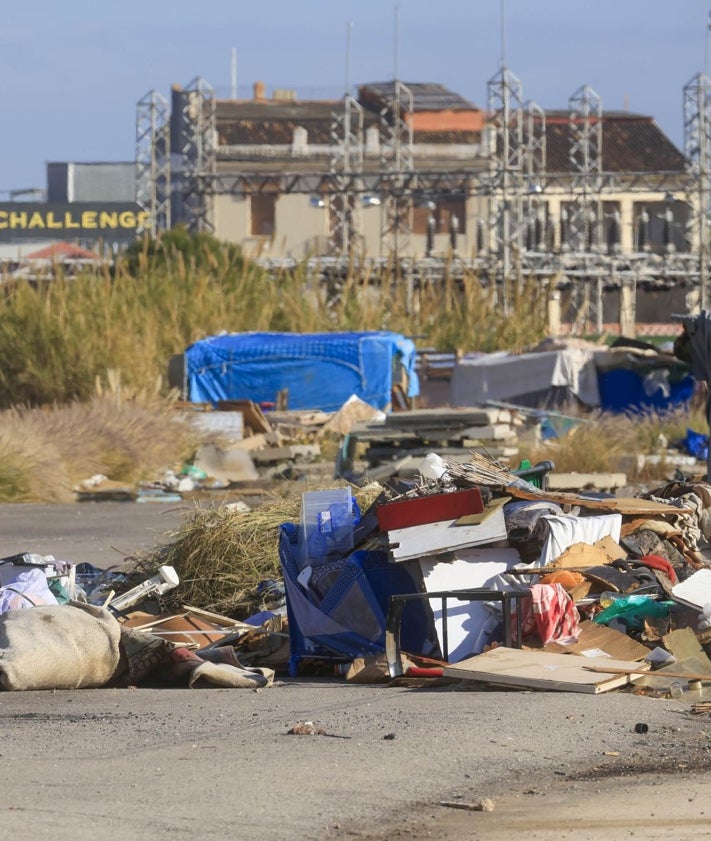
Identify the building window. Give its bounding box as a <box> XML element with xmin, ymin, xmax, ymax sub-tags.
<box><xmin>251</xmin><ymin>194</ymin><xmax>276</xmax><ymax>236</ymax></box>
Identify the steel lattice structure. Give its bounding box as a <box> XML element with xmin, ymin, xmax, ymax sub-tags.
<box><xmin>135</xmin><ymin>90</ymin><xmax>171</xmax><ymax>235</ymax></box>
<box><xmin>684</xmin><ymin>72</ymin><xmax>711</xmax><ymax>310</ymax></box>
<box><xmin>135</xmin><ymin>70</ymin><xmax>704</xmax><ymax>298</ymax></box>
<box><xmin>486</xmin><ymin>66</ymin><xmax>524</xmax><ymax>277</ymax></box>
<box><xmin>378</xmin><ymin>81</ymin><xmax>415</xmax><ymax>258</ymax></box>
<box><xmin>328</xmin><ymin>95</ymin><xmax>364</xmax><ymax>258</ymax></box>
<box><xmin>174</xmin><ymin>77</ymin><xmax>217</xmax><ymax>234</ymax></box>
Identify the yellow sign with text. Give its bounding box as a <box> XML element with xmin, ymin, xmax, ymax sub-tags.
<box><xmin>0</xmin><ymin>203</ymin><xmax>152</xmax><ymax>241</ymax></box>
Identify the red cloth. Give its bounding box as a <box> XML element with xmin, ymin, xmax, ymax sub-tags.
<box><xmin>517</xmin><ymin>583</ymin><xmax>581</xmax><ymax>646</ymax></box>
<box><xmin>638</xmin><ymin>554</ymin><xmax>677</xmax><ymax>585</ymax></box>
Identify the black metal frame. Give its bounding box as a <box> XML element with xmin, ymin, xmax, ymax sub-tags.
<box><xmin>385</xmin><ymin>588</ymin><xmax>531</xmax><ymax>678</ymax></box>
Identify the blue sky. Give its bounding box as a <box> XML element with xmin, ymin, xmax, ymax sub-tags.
<box><xmin>0</xmin><ymin>0</ymin><xmax>707</xmax><ymax>193</ymax></box>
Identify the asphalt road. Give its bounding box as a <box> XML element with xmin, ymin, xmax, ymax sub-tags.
<box><xmin>0</xmin><ymin>502</ymin><xmax>190</xmax><ymax>568</ymax></box>
<box><xmin>0</xmin><ymin>501</ymin><xmax>710</xmax><ymax>840</ymax></box>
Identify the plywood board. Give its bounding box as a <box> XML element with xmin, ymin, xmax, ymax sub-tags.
<box><xmin>419</xmin><ymin>547</ymin><xmax>521</xmax><ymax>662</ymax></box>
<box><xmin>443</xmin><ymin>646</ymin><xmax>648</xmax><ymax>693</ymax></box>
<box><xmin>388</xmin><ymin>504</ymin><xmax>507</xmax><ymax>562</ymax></box>
<box><xmin>662</xmin><ymin>626</ymin><xmax>711</xmax><ymax>671</ymax></box>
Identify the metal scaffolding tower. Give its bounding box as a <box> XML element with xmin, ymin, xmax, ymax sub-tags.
<box><xmin>566</xmin><ymin>85</ymin><xmax>604</xmax><ymax>332</ymax></box>
<box><xmin>567</xmin><ymin>85</ymin><xmax>603</xmax><ymax>253</ymax></box>
<box><xmin>379</xmin><ymin>81</ymin><xmax>414</xmax><ymax>259</ymax></box>
<box><xmin>328</xmin><ymin>95</ymin><xmax>364</xmax><ymax>258</ymax></box>
<box><xmin>486</xmin><ymin>66</ymin><xmax>525</xmax><ymax>280</ymax></box>
<box><xmin>684</xmin><ymin>72</ymin><xmax>711</xmax><ymax>310</ymax></box>
<box><xmin>135</xmin><ymin>90</ymin><xmax>171</xmax><ymax>235</ymax></box>
<box><xmin>175</xmin><ymin>77</ymin><xmax>217</xmax><ymax>233</ymax></box>
<box><xmin>523</xmin><ymin>100</ymin><xmax>547</xmax><ymax>252</ymax></box>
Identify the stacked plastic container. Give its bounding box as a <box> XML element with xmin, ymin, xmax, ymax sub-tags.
<box><xmin>298</xmin><ymin>488</ymin><xmax>355</xmax><ymax>569</ymax></box>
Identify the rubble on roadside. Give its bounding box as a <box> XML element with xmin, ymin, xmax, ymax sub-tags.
<box><xmin>8</xmin><ymin>438</ymin><xmax>711</xmax><ymax>703</ymax></box>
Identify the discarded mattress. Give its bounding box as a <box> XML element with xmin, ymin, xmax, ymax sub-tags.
<box><xmin>183</xmin><ymin>331</ymin><xmax>420</xmax><ymax>412</ymax></box>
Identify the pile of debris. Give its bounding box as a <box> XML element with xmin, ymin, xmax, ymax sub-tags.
<box><xmin>335</xmin><ymin>407</ymin><xmax>525</xmax><ymax>483</ymax></box>
<box><xmin>275</xmin><ymin>449</ymin><xmax>711</xmax><ymax>697</ymax></box>
<box><xmin>73</xmin><ymin>399</ymin><xmax>352</xmax><ymax>502</ymax></box>
<box><xmin>7</xmin><ymin>447</ymin><xmax>711</xmax><ymax>702</ymax></box>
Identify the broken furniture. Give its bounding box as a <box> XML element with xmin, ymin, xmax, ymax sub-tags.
<box><xmin>385</xmin><ymin>587</ymin><xmax>530</xmax><ymax>678</ymax></box>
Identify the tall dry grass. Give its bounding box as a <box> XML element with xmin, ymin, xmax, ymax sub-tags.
<box><xmin>527</xmin><ymin>403</ymin><xmax>709</xmax><ymax>481</ymax></box>
<box><xmin>0</xmin><ymin>391</ymin><xmax>199</xmax><ymax>502</ymax></box>
<box><xmin>0</xmin><ymin>231</ymin><xmax>549</xmax><ymax>408</ymax></box>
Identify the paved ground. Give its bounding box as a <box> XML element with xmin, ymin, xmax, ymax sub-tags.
<box><xmin>0</xmin><ymin>501</ymin><xmax>710</xmax><ymax>840</ymax></box>
<box><xmin>0</xmin><ymin>501</ymin><xmax>190</xmax><ymax>567</ymax></box>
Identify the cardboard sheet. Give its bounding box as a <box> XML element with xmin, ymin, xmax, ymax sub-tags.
<box><xmin>504</xmin><ymin>485</ymin><xmax>691</xmax><ymax>515</ymax></box>
<box><xmin>544</xmin><ymin>619</ymin><xmax>651</xmax><ymax>661</ymax></box>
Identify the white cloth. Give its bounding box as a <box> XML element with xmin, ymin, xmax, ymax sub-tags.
<box><xmin>0</xmin><ymin>567</ymin><xmax>58</xmax><ymax>615</ymax></box>
<box><xmin>538</xmin><ymin>513</ymin><xmax>622</xmax><ymax>567</ymax></box>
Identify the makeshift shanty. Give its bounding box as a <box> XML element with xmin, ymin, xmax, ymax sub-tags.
<box><xmin>451</xmin><ymin>345</ymin><xmax>601</xmax><ymax>410</ymax></box>
<box><xmin>176</xmin><ymin>331</ymin><xmax>420</xmax><ymax>412</ymax></box>
<box><xmin>450</xmin><ymin>339</ymin><xmax>693</xmax><ymax>414</ymax></box>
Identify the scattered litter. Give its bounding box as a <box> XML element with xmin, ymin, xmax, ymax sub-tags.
<box><xmin>439</xmin><ymin>798</ymin><xmax>495</xmax><ymax>812</ymax></box>
<box><xmin>287</xmin><ymin>721</ymin><xmax>327</xmax><ymax>736</ymax></box>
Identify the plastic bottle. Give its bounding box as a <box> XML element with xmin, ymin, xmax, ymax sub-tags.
<box><xmin>669</xmin><ymin>681</ymin><xmax>686</xmax><ymax>699</ymax></box>
<box><xmin>599</xmin><ymin>591</ymin><xmax>622</xmax><ymax>609</ymax></box>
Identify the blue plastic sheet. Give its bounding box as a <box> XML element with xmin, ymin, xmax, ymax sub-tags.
<box><xmin>185</xmin><ymin>331</ymin><xmax>419</xmax><ymax>412</ymax></box>
<box><xmin>684</xmin><ymin>428</ymin><xmax>709</xmax><ymax>460</ymax></box>
<box><xmin>279</xmin><ymin>523</ymin><xmax>430</xmax><ymax>675</ymax></box>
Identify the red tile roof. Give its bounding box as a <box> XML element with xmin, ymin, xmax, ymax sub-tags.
<box><xmin>26</xmin><ymin>242</ymin><xmax>101</xmax><ymax>261</ymax></box>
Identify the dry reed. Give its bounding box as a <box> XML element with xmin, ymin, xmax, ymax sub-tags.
<box><xmin>127</xmin><ymin>483</ymin><xmax>384</xmax><ymax>619</ymax></box>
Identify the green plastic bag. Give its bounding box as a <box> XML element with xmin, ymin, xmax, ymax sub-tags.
<box><xmin>593</xmin><ymin>594</ymin><xmax>673</xmax><ymax>630</ymax></box>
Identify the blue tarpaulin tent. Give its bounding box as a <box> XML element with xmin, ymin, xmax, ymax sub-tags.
<box><xmin>184</xmin><ymin>331</ymin><xmax>419</xmax><ymax>412</ymax></box>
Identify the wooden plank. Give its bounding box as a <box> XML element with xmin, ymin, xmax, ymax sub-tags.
<box><xmin>504</xmin><ymin>484</ymin><xmax>691</xmax><ymax>515</ymax></box>
<box><xmin>443</xmin><ymin>647</ymin><xmax>647</xmax><ymax>693</ymax></box>
<box><xmin>383</xmin><ymin>408</ymin><xmax>499</xmax><ymax>427</ymax></box>
<box><xmin>217</xmin><ymin>400</ymin><xmax>272</xmax><ymax>434</ymax></box>
<box><xmin>583</xmin><ymin>664</ymin><xmax>711</xmax><ymax>681</ymax></box>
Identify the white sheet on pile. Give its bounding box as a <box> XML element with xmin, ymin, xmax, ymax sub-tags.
<box><xmin>0</xmin><ymin>567</ymin><xmax>58</xmax><ymax>614</ymax></box>
<box><xmin>538</xmin><ymin>513</ymin><xmax>622</xmax><ymax>567</ymax></box>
